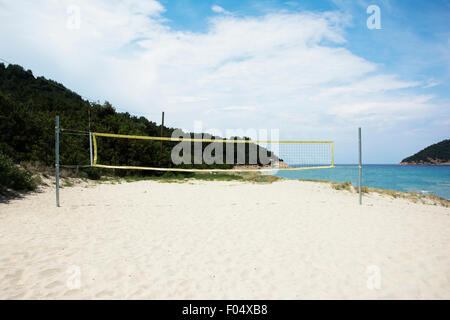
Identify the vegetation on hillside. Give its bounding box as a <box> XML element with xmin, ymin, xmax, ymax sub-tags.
<box><xmin>0</xmin><ymin>151</ymin><xmax>38</xmax><ymax>195</ymax></box>
<box><xmin>0</xmin><ymin>63</ymin><xmax>178</xmax><ymax>170</ymax></box>
<box><xmin>400</xmin><ymin>139</ymin><xmax>450</xmax><ymax>165</ymax></box>
<box><xmin>0</xmin><ymin>63</ymin><xmax>278</xmax><ymax>193</ymax></box>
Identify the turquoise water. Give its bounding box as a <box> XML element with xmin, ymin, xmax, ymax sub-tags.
<box><xmin>276</xmin><ymin>165</ymin><xmax>450</xmax><ymax>200</ymax></box>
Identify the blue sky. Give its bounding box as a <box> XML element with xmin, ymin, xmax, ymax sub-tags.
<box><xmin>162</xmin><ymin>0</ymin><xmax>450</xmax><ymax>93</ymax></box>
<box><xmin>0</xmin><ymin>0</ymin><xmax>449</xmax><ymax>163</ymax></box>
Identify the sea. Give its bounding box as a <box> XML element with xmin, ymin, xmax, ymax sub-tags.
<box><xmin>275</xmin><ymin>164</ymin><xmax>450</xmax><ymax>200</ymax></box>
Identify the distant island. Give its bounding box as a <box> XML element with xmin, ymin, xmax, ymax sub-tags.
<box><xmin>400</xmin><ymin>139</ymin><xmax>450</xmax><ymax>165</ymax></box>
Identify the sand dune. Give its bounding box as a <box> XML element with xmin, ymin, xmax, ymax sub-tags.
<box><xmin>0</xmin><ymin>179</ymin><xmax>449</xmax><ymax>299</ymax></box>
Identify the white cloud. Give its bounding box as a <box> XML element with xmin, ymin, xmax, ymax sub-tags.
<box><xmin>316</xmin><ymin>75</ymin><xmax>420</xmax><ymax>98</ymax></box>
<box><xmin>221</xmin><ymin>105</ymin><xmax>257</xmax><ymax>111</ymax></box>
<box><xmin>329</xmin><ymin>95</ymin><xmax>435</xmax><ymax>119</ymax></box>
<box><xmin>422</xmin><ymin>79</ymin><xmax>441</xmax><ymax>88</ymax></box>
<box><xmin>0</xmin><ymin>0</ymin><xmax>445</xmax><ymax>162</ymax></box>
<box><xmin>211</xmin><ymin>5</ymin><xmax>228</xmax><ymax>14</ymax></box>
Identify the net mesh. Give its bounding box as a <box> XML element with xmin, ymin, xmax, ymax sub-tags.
<box><xmin>92</xmin><ymin>132</ymin><xmax>334</xmax><ymax>172</ymax></box>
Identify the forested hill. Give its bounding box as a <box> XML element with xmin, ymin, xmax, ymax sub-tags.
<box><xmin>400</xmin><ymin>139</ymin><xmax>450</xmax><ymax>165</ymax></box>
<box><xmin>0</xmin><ymin>63</ymin><xmax>181</xmax><ymax>174</ymax></box>
<box><xmin>0</xmin><ymin>63</ymin><xmax>273</xmax><ymax>179</ymax></box>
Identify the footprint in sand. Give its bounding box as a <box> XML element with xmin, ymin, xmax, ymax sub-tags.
<box><xmin>95</xmin><ymin>289</ymin><xmax>115</xmax><ymax>298</ymax></box>
<box><xmin>39</xmin><ymin>268</ymin><xmax>63</xmax><ymax>277</ymax></box>
<box><xmin>63</xmin><ymin>289</ymin><xmax>83</xmax><ymax>297</ymax></box>
<box><xmin>45</xmin><ymin>280</ymin><xmax>64</xmax><ymax>289</ymax></box>
<box><xmin>2</xmin><ymin>269</ymin><xmax>24</xmax><ymax>283</ymax></box>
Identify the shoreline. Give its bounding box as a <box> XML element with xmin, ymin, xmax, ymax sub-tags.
<box><xmin>297</xmin><ymin>178</ymin><xmax>450</xmax><ymax>206</ymax></box>
<box><xmin>2</xmin><ymin>172</ymin><xmax>449</xmax><ymax>206</ymax></box>
<box><xmin>278</xmin><ymin>164</ymin><xmax>450</xmax><ymax>202</ymax></box>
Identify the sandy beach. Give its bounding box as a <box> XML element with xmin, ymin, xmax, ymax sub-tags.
<box><xmin>0</xmin><ymin>179</ymin><xmax>449</xmax><ymax>299</ymax></box>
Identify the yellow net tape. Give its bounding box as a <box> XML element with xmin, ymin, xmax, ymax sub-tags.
<box><xmin>92</xmin><ymin>132</ymin><xmax>333</xmax><ymax>144</ymax></box>
<box><xmin>91</xmin><ymin>132</ymin><xmax>334</xmax><ymax>172</ymax></box>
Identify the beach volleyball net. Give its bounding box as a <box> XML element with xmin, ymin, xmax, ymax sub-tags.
<box><xmin>90</xmin><ymin>132</ymin><xmax>334</xmax><ymax>172</ymax></box>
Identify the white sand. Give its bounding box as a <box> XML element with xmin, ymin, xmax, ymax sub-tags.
<box><xmin>0</xmin><ymin>179</ymin><xmax>449</xmax><ymax>299</ymax></box>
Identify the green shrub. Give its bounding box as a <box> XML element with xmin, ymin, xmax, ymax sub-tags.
<box><xmin>162</xmin><ymin>171</ymin><xmax>176</xmax><ymax>178</ymax></box>
<box><xmin>83</xmin><ymin>167</ymin><xmax>101</xmax><ymax>180</ymax></box>
<box><xmin>332</xmin><ymin>181</ymin><xmax>353</xmax><ymax>192</ymax></box>
<box><xmin>0</xmin><ymin>151</ymin><xmax>37</xmax><ymax>193</ymax></box>
<box><xmin>357</xmin><ymin>186</ymin><xmax>369</xmax><ymax>194</ymax></box>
